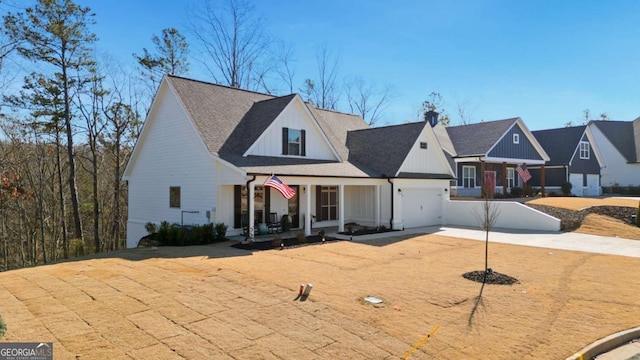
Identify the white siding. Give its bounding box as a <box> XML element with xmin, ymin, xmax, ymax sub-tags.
<box><xmin>344</xmin><ymin>186</ymin><xmax>376</xmax><ymax>226</ymax></box>
<box><xmin>590</xmin><ymin>124</ymin><xmax>640</xmax><ymax>187</ymax></box>
<box><xmin>398</xmin><ymin>125</ymin><xmax>454</xmax><ymax>176</ymax></box>
<box><xmin>126</xmin><ymin>86</ymin><xmax>218</xmax><ymax>247</ymax></box>
<box><xmin>246</xmin><ymin>100</ymin><xmax>337</xmax><ymax>160</ymax></box>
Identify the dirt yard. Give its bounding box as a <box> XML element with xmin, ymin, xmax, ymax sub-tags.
<box><xmin>0</xmin><ymin>197</ymin><xmax>639</xmax><ymax>359</ymax></box>
<box><xmin>527</xmin><ymin>196</ymin><xmax>640</xmax><ymax>240</ymax></box>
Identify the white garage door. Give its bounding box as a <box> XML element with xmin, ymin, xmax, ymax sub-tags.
<box><xmin>569</xmin><ymin>173</ymin><xmax>584</xmax><ymax>197</ymax></box>
<box><xmin>586</xmin><ymin>174</ymin><xmax>600</xmax><ymax>196</ymax></box>
<box><xmin>402</xmin><ymin>188</ymin><xmax>442</xmax><ymax>228</ymax></box>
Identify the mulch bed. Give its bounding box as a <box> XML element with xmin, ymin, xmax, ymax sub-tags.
<box><xmin>338</xmin><ymin>227</ymin><xmax>398</xmax><ymax>236</ymax></box>
<box><xmin>462</xmin><ymin>269</ymin><xmax>519</xmax><ymax>285</ymax></box>
<box><xmin>231</xmin><ymin>235</ymin><xmax>342</xmax><ymax>251</ymax></box>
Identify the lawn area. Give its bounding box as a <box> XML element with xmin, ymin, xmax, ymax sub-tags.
<box><xmin>1</xmin><ymin>229</ymin><xmax>639</xmax><ymax>359</ymax></box>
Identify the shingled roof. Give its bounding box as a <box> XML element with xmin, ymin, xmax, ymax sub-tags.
<box><xmin>347</xmin><ymin>122</ymin><xmax>430</xmax><ymax>177</ymax></box>
<box><xmin>164</xmin><ymin>76</ymin><xmax>384</xmax><ymax>177</ymax></box>
<box><xmin>443</xmin><ymin>118</ymin><xmax>519</xmax><ymax>156</ymax></box>
<box><xmin>590</xmin><ymin>120</ymin><xmax>638</xmax><ymax>163</ymax></box>
<box><xmin>532</xmin><ymin>126</ymin><xmax>586</xmax><ymax>166</ymax></box>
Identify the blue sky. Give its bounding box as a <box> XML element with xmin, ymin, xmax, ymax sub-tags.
<box><xmin>49</xmin><ymin>1</ymin><xmax>640</xmax><ymax>129</ymax></box>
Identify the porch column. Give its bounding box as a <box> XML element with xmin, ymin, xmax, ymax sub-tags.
<box><xmin>338</xmin><ymin>184</ymin><xmax>345</xmax><ymax>232</ymax></box>
<box><xmin>248</xmin><ymin>182</ymin><xmax>255</xmax><ymax>240</ymax></box>
<box><xmin>304</xmin><ymin>184</ymin><xmax>311</xmax><ymax>236</ymax></box>
<box><xmin>375</xmin><ymin>185</ymin><xmax>381</xmax><ymax>227</ymax></box>
<box><xmin>502</xmin><ymin>162</ymin><xmax>507</xmax><ymax>195</ymax></box>
<box><xmin>541</xmin><ymin>165</ymin><xmax>546</xmax><ymax>197</ymax></box>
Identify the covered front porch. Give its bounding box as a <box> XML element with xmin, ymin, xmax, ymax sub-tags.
<box><xmin>452</xmin><ymin>160</ymin><xmax>546</xmax><ymax>198</ymax></box>
<box><xmin>225</xmin><ymin>175</ymin><xmax>391</xmax><ymax>240</ymax></box>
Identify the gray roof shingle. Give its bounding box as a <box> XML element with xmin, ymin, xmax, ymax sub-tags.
<box><xmin>532</xmin><ymin>126</ymin><xmax>586</xmax><ymax>166</ymax></box>
<box><xmin>347</xmin><ymin>122</ymin><xmax>427</xmax><ymax>177</ymax></box>
<box><xmin>444</xmin><ymin>118</ymin><xmax>519</xmax><ymax>156</ymax></box>
<box><xmin>591</xmin><ymin>120</ymin><xmax>637</xmax><ymax>162</ymax></box>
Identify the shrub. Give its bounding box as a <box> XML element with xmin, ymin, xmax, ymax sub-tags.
<box><xmin>636</xmin><ymin>201</ymin><xmax>640</xmax><ymax>227</ymax></box>
<box><xmin>561</xmin><ymin>182</ymin><xmax>573</xmax><ymax>196</ymax></box>
<box><xmin>144</xmin><ymin>222</ymin><xmax>157</xmax><ymax>235</ymax></box>
<box><xmin>157</xmin><ymin>221</ymin><xmax>171</xmax><ymax>244</ymax></box>
<box><xmin>296</xmin><ymin>231</ymin><xmax>306</xmax><ymax>243</ymax></box>
<box><xmin>523</xmin><ymin>184</ymin><xmax>539</xmax><ymax>197</ymax></box>
<box><xmin>510</xmin><ymin>187</ymin><xmax>523</xmax><ymax>197</ymax></box>
<box><xmin>214</xmin><ymin>222</ymin><xmax>228</xmax><ymax>241</ymax></box>
<box><xmin>0</xmin><ymin>315</ymin><xmax>6</xmax><ymax>339</ymax></box>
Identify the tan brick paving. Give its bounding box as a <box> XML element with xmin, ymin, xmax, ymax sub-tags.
<box><xmin>0</xmin><ymin>232</ymin><xmax>639</xmax><ymax>359</ymax></box>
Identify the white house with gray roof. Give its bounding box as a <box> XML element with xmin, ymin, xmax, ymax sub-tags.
<box><xmin>587</xmin><ymin>118</ymin><xmax>640</xmax><ymax>189</ymax></box>
<box><xmin>122</xmin><ymin>75</ymin><xmax>456</xmax><ymax>247</ymax></box>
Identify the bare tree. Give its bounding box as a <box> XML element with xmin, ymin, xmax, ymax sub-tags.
<box><xmin>309</xmin><ymin>44</ymin><xmax>339</xmax><ymax>110</ymax></box>
<box><xmin>345</xmin><ymin>77</ymin><xmax>393</xmax><ymax>126</ymax></box>
<box><xmin>273</xmin><ymin>41</ymin><xmax>295</xmax><ymax>94</ymax></box>
<box><xmin>188</xmin><ymin>0</ymin><xmax>271</xmax><ymax>90</ymax></box>
<box><xmin>454</xmin><ymin>96</ymin><xmax>478</xmax><ymax>125</ymax></box>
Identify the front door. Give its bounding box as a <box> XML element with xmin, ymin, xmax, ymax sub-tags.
<box><xmin>483</xmin><ymin>171</ymin><xmax>496</xmax><ymax>198</ymax></box>
<box><xmin>288</xmin><ymin>185</ymin><xmax>299</xmax><ymax>228</ymax></box>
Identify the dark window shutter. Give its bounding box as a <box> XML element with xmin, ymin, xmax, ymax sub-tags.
<box><xmin>282</xmin><ymin>127</ymin><xmax>289</xmax><ymax>155</ymax></box>
<box><xmin>234</xmin><ymin>185</ymin><xmax>241</xmax><ymax>228</ymax></box>
<box><xmin>301</xmin><ymin>130</ymin><xmax>306</xmax><ymax>156</ymax></box>
<box><xmin>316</xmin><ymin>185</ymin><xmax>322</xmax><ymax>221</ymax></box>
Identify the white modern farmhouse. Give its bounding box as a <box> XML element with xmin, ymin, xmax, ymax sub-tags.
<box><xmin>123</xmin><ymin>76</ymin><xmax>456</xmax><ymax>247</ymax></box>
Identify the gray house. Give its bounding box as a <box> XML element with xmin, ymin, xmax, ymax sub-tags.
<box><xmin>434</xmin><ymin>118</ymin><xmax>550</xmax><ymax>197</ymax></box>
<box><xmin>529</xmin><ymin>125</ymin><xmax>602</xmax><ymax>196</ymax></box>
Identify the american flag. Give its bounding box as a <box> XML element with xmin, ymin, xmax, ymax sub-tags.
<box><xmin>516</xmin><ymin>164</ymin><xmax>532</xmax><ymax>183</ymax></box>
<box><xmin>264</xmin><ymin>175</ymin><xmax>296</xmax><ymax>199</ymax></box>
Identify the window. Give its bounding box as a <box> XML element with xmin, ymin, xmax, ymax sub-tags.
<box><xmin>320</xmin><ymin>186</ymin><xmax>338</xmax><ymax>221</ymax></box>
<box><xmin>579</xmin><ymin>141</ymin><xmax>590</xmax><ymax>159</ymax></box>
<box><xmin>513</xmin><ymin>133</ymin><xmax>520</xmax><ymax>144</ymax></box>
<box><xmin>169</xmin><ymin>186</ymin><xmax>181</xmax><ymax>208</ymax></box>
<box><xmin>507</xmin><ymin>168</ymin><xmax>515</xmax><ymax>188</ymax></box>
<box><xmin>420</xmin><ymin>142</ymin><xmax>428</xmax><ymax>149</ymax></box>
<box><xmin>288</xmin><ymin>129</ymin><xmax>301</xmax><ymax>155</ymax></box>
<box><xmin>462</xmin><ymin>166</ymin><xmax>476</xmax><ymax>188</ymax></box>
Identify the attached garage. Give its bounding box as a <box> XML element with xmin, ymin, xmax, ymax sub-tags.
<box><xmin>401</xmin><ymin>188</ymin><xmax>443</xmax><ymax>228</ymax></box>
<box><xmin>586</xmin><ymin>174</ymin><xmax>600</xmax><ymax>196</ymax></box>
<box><xmin>569</xmin><ymin>173</ymin><xmax>584</xmax><ymax>197</ymax></box>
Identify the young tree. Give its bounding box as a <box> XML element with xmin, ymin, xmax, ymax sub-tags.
<box><xmin>4</xmin><ymin>0</ymin><xmax>98</xmax><ymax>243</ymax></box>
<box><xmin>134</xmin><ymin>27</ymin><xmax>189</xmax><ymax>92</ymax></box>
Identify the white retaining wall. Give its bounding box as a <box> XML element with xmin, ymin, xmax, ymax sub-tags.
<box><xmin>443</xmin><ymin>200</ymin><xmax>560</xmax><ymax>232</ymax></box>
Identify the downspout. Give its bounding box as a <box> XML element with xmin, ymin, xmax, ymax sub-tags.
<box><xmin>246</xmin><ymin>175</ymin><xmax>256</xmax><ymax>239</ymax></box>
<box><xmin>387</xmin><ymin>177</ymin><xmax>394</xmax><ymax>229</ymax></box>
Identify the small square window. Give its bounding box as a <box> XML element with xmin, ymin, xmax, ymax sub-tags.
<box><xmin>513</xmin><ymin>133</ymin><xmax>520</xmax><ymax>144</ymax></box>
<box><xmin>420</xmin><ymin>142</ymin><xmax>427</xmax><ymax>149</ymax></box>
<box><xmin>170</xmin><ymin>186</ymin><xmax>181</xmax><ymax>208</ymax></box>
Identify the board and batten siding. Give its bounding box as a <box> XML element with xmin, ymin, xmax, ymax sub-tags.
<box><xmin>488</xmin><ymin>124</ymin><xmax>543</xmax><ymax>161</ymax></box>
<box><xmin>398</xmin><ymin>126</ymin><xmax>453</xmax><ymax>176</ymax></box>
<box><xmin>246</xmin><ymin>100</ymin><xmax>337</xmax><ymax>160</ymax></box>
<box><xmin>126</xmin><ymin>86</ymin><xmax>218</xmax><ymax>247</ymax></box>
<box><xmin>344</xmin><ymin>186</ymin><xmax>377</xmax><ymax>226</ymax></box>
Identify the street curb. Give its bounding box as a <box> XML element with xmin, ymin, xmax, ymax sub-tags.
<box><xmin>566</xmin><ymin>326</ymin><xmax>640</xmax><ymax>360</ymax></box>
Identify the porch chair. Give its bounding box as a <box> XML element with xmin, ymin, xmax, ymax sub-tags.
<box><xmin>267</xmin><ymin>212</ymin><xmax>282</xmax><ymax>234</ymax></box>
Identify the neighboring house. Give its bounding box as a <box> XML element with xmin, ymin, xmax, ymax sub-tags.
<box><xmin>122</xmin><ymin>76</ymin><xmax>455</xmax><ymax>247</ymax></box>
<box><xmin>529</xmin><ymin>125</ymin><xmax>603</xmax><ymax>196</ymax></box>
<box><xmin>587</xmin><ymin>118</ymin><xmax>640</xmax><ymax>189</ymax></box>
<box><xmin>433</xmin><ymin>118</ymin><xmax>550</xmax><ymax>197</ymax></box>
